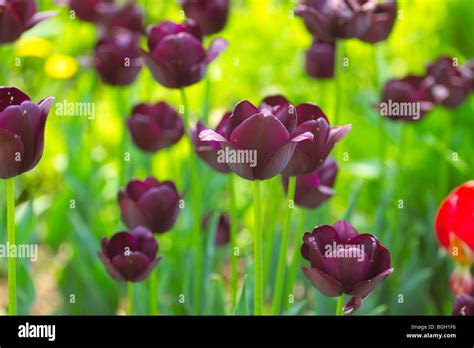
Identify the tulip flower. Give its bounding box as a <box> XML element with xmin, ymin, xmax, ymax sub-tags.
<box><xmin>301</xmin><ymin>221</ymin><xmax>393</xmax><ymax>314</ymax></box>
<box><xmin>94</xmin><ymin>30</ymin><xmax>142</xmax><ymax>86</ymax></box>
<box><xmin>180</xmin><ymin>0</ymin><xmax>230</xmax><ymax>35</ymax></box>
<box><xmin>141</xmin><ymin>19</ymin><xmax>227</xmax><ymax>89</ymax></box>
<box><xmin>379</xmin><ymin>75</ymin><xmax>434</xmax><ymax>121</ymax></box>
<box><xmin>0</xmin><ymin>0</ymin><xmax>55</xmax><ymax>44</ymax></box>
<box><xmin>203</xmin><ymin>212</ymin><xmax>232</xmax><ymax>246</ymax></box>
<box><xmin>99</xmin><ymin>226</ymin><xmax>161</xmax><ymax>282</ymax></box>
<box><xmin>449</xmin><ymin>267</ymin><xmax>473</xmax><ymax>296</ymax></box>
<box><xmin>305</xmin><ymin>38</ymin><xmax>335</xmax><ymax>79</ymax></box>
<box><xmin>199</xmin><ymin>100</ymin><xmax>314</xmax><ymax>180</ymax></box>
<box><xmin>98</xmin><ymin>2</ymin><xmax>144</xmax><ymax>34</ymax></box>
<box><xmin>423</xmin><ymin>57</ymin><xmax>472</xmax><ymax>108</ymax></box>
<box><xmin>0</xmin><ymin>87</ymin><xmax>54</xmax><ymax>179</ymax></box>
<box><xmin>118</xmin><ymin>177</ymin><xmax>181</xmax><ymax>234</ymax></box>
<box><xmin>435</xmin><ymin>181</ymin><xmax>474</xmax><ymax>264</ymax></box>
<box><xmin>282</xmin><ymin>157</ymin><xmax>338</xmax><ymax>209</ymax></box>
<box><xmin>127</xmin><ymin>102</ymin><xmax>184</xmax><ymax>153</ymax></box>
<box><xmin>189</xmin><ymin>114</ymin><xmax>232</xmax><ymax>173</ymax></box>
<box><xmin>295</xmin><ymin>0</ymin><xmax>396</xmax><ymax>43</ymax></box>
<box><xmin>452</xmin><ymin>293</ymin><xmax>474</xmax><ymax>316</ymax></box>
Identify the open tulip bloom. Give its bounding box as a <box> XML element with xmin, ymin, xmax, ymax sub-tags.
<box><xmin>141</xmin><ymin>19</ymin><xmax>228</xmax><ymax>89</ymax></box>
<box><xmin>301</xmin><ymin>221</ymin><xmax>393</xmax><ymax>315</ymax></box>
<box><xmin>0</xmin><ymin>0</ymin><xmax>55</xmax><ymax>44</ymax></box>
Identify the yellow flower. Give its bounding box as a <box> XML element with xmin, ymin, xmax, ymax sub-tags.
<box><xmin>44</xmin><ymin>55</ymin><xmax>79</xmax><ymax>80</ymax></box>
<box><xmin>15</xmin><ymin>37</ymin><xmax>52</xmax><ymax>58</ymax></box>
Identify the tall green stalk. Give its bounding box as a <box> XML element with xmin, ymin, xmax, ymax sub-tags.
<box><xmin>228</xmin><ymin>174</ymin><xmax>238</xmax><ymax>307</ymax></box>
<box><xmin>335</xmin><ymin>295</ymin><xmax>344</xmax><ymax>316</ymax></box>
<box><xmin>253</xmin><ymin>180</ymin><xmax>263</xmax><ymax>315</ymax></box>
<box><xmin>6</xmin><ymin>178</ymin><xmax>16</xmax><ymax>315</ymax></box>
<box><xmin>271</xmin><ymin>176</ymin><xmax>296</xmax><ymax>315</ymax></box>
<box><xmin>150</xmin><ymin>268</ymin><xmax>158</xmax><ymax>315</ymax></box>
<box><xmin>128</xmin><ymin>282</ymin><xmax>134</xmax><ymax>315</ymax></box>
<box><xmin>180</xmin><ymin>89</ymin><xmax>203</xmax><ymax>313</ymax></box>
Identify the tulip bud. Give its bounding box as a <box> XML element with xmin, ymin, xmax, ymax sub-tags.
<box><xmin>0</xmin><ymin>87</ymin><xmax>54</xmax><ymax>179</ymax></box>
<box><xmin>282</xmin><ymin>158</ymin><xmax>338</xmax><ymax>209</ymax></box>
<box><xmin>305</xmin><ymin>39</ymin><xmax>335</xmax><ymax>79</ymax></box>
<box><xmin>94</xmin><ymin>30</ymin><xmax>142</xmax><ymax>86</ymax></box>
<box><xmin>118</xmin><ymin>177</ymin><xmax>181</xmax><ymax>234</ymax></box>
<box><xmin>301</xmin><ymin>221</ymin><xmax>393</xmax><ymax>299</ymax></box>
<box><xmin>99</xmin><ymin>226</ymin><xmax>161</xmax><ymax>282</ymax></box>
<box><xmin>141</xmin><ymin>19</ymin><xmax>227</xmax><ymax>89</ymax></box>
<box><xmin>180</xmin><ymin>0</ymin><xmax>230</xmax><ymax>35</ymax></box>
<box><xmin>127</xmin><ymin>102</ymin><xmax>184</xmax><ymax>153</ymax></box>
<box><xmin>0</xmin><ymin>0</ymin><xmax>55</xmax><ymax>44</ymax></box>
<box><xmin>452</xmin><ymin>293</ymin><xmax>474</xmax><ymax>316</ymax></box>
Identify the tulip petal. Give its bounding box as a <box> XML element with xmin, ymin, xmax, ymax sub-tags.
<box><xmin>294</xmin><ymin>5</ymin><xmax>333</xmax><ymax>42</ymax></box>
<box><xmin>105</xmin><ymin>231</ymin><xmax>139</xmax><ymax>258</ymax></box>
<box><xmin>343</xmin><ymin>296</ymin><xmax>362</xmax><ymax>315</ymax></box>
<box><xmin>337</xmin><ymin>247</ymin><xmax>370</xmax><ymax>293</ymax></box>
<box><xmin>0</xmin><ymin>128</ymin><xmax>24</xmax><ymax>179</ymax></box>
<box><xmin>205</xmin><ymin>37</ymin><xmax>228</xmax><ymax>64</ymax></box>
<box><xmin>127</xmin><ymin>115</ymin><xmax>162</xmax><ymax>152</ymax></box>
<box><xmin>226</xmin><ymin>100</ymin><xmax>260</xmax><ymax>138</ymax></box>
<box><xmin>138</xmin><ymin>186</ymin><xmax>180</xmax><ymax>233</ymax></box>
<box><xmin>26</xmin><ymin>11</ymin><xmax>57</xmax><ymax>29</ymax></box>
<box><xmin>296</xmin><ymin>103</ymin><xmax>328</xmax><ymax>125</ymax></box>
<box><xmin>302</xmin><ymin>266</ymin><xmax>342</xmax><ymax>297</ymax></box>
<box><xmin>333</xmin><ymin>220</ymin><xmax>359</xmax><ymax>243</ymax></box>
<box><xmin>119</xmin><ymin>192</ymin><xmax>153</xmax><ymax>230</ymax></box>
<box><xmin>199</xmin><ymin>128</ymin><xmax>228</xmax><ymax>142</ymax></box>
<box><xmin>131</xmin><ymin>226</ymin><xmax>158</xmax><ymax>260</ymax></box>
<box><xmin>0</xmin><ymin>87</ymin><xmax>30</xmax><ymax>111</ymax></box>
<box><xmin>273</xmin><ymin>103</ymin><xmax>297</xmax><ymax>134</ymax></box>
<box><xmin>350</xmin><ymin>268</ymin><xmax>394</xmax><ymax>298</ymax></box>
<box><xmin>111</xmin><ymin>252</ymin><xmax>153</xmax><ymax>282</ymax></box>
<box><xmin>98</xmin><ymin>251</ymin><xmax>125</xmax><ymax>281</ymax></box>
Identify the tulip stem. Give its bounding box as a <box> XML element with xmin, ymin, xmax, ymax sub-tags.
<box><xmin>6</xmin><ymin>178</ymin><xmax>16</xmax><ymax>315</ymax></box>
<box><xmin>271</xmin><ymin>176</ymin><xmax>296</xmax><ymax>315</ymax></box>
<box><xmin>336</xmin><ymin>295</ymin><xmax>344</xmax><ymax>316</ymax></box>
<box><xmin>128</xmin><ymin>282</ymin><xmax>134</xmax><ymax>315</ymax></box>
<box><xmin>180</xmin><ymin>88</ymin><xmax>203</xmax><ymax>313</ymax></box>
<box><xmin>253</xmin><ymin>180</ymin><xmax>263</xmax><ymax>315</ymax></box>
<box><xmin>150</xmin><ymin>268</ymin><xmax>158</xmax><ymax>315</ymax></box>
<box><xmin>228</xmin><ymin>174</ymin><xmax>239</xmax><ymax>307</ymax></box>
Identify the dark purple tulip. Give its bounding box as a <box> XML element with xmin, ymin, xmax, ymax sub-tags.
<box><xmin>68</xmin><ymin>0</ymin><xmax>113</xmax><ymax>22</ymax></box>
<box><xmin>272</xmin><ymin>99</ymin><xmax>351</xmax><ymax>176</ymax></box>
<box><xmin>282</xmin><ymin>157</ymin><xmax>338</xmax><ymax>209</ymax></box>
<box><xmin>99</xmin><ymin>226</ymin><xmax>161</xmax><ymax>282</ymax></box>
<box><xmin>301</xmin><ymin>221</ymin><xmax>393</xmax><ymax>302</ymax></box>
<box><xmin>305</xmin><ymin>38</ymin><xmax>335</xmax><ymax>79</ymax></box>
<box><xmin>357</xmin><ymin>0</ymin><xmax>397</xmax><ymax>43</ymax></box>
<box><xmin>0</xmin><ymin>87</ymin><xmax>54</xmax><ymax>179</ymax></box>
<box><xmin>423</xmin><ymin>57</ymin><xmax>472</xmax><ymax>108</ymax></box>
<box><xmin>180</xmin><ymin>0</ymin><xmax>230</xmax><ymax>35</ymax></box>
<box><xmin>118</xmin><ymin>177</ymin><xmax>181</xmax><ymax>234</ymax></box>
<box><xmin>199</xmin><ymin>100</ymin><xmax>314</xmax><ymax>181</ymax></box>
<box><xmin>127</xmin><ymin>102</ymin><xmax>184</xmax><ymax>153</ymax></box>
<box><xmin>94</xmin><ymin>30</ymin><xmax>142</xmax><ymax>86</ymax></box>
<box><xmin>190</xmin><ymin>113</ymin><xmax>232</xmax><ymax>173</ymax></box>
<box><xmin>142</xmin><ymin>19</ymin><xmax>227</xmax><ymax>89</ymax></box>
<box><xmin>452</xmin><ymin>293</ymin><xmax>474</xmax><ymax>316</ymax></box>
<box><xmin>379</xmin><ymin>75</ymin><xmax>434</xmax><ymax>121</ymax></box>
<box><xmin>98</xmin><ymin>2</ymin><xmax>144</xmax><ymax>34</ymax></box>
<box><xmin>0</xmin><ymin>0</ymin><xmax>55</xmax><ymax>44</ymax></box>
<box><xmin>203</xmin><ymin>213</ymin><xmax>232</xmax><ymax>246</ymax></box>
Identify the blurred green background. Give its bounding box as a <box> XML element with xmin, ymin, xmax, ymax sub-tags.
<box><xmin>0</xmin><ymin>0</ymin><xmax>473</xmax><ymax>315</ymax></box>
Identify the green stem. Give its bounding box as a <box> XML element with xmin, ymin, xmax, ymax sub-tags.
<box><xmin>6</xmin><ymin>178</ymin><xmax>16</xmax><ymax>315</ymax></box>
<box><xmin>128</xmin><ymin>282</ymin><xmax>134</xmax><ymax>315</ymax></box>
<box><xmin>271</xmin><ymin>176</ymin><xmax>296</xmax><ymax>315</ymax></box>
<box><xmin>150</xmin><ymin>268</ymin><xmax>158</xmax><ymax>315</ymax></box>
<box><xmin>228</xmin><ymin>174</ymin><xmax>238</xmax><ymax>307</ymax></box>
<box><xmin>336</xmin><ymin>295</ymin><xmax>344</xmax><ymax>316</ymax></box>
<box><xmin>333</xmin><ymin>42</ymin><xmax>345</xmax><ymax>125</ymax></box>
<box><xmin>263</xmin><ymin>178</ymin><xmax>279</xmax><ymax>287</ymax></box>
<box><xmin>180</xmin><ymin>88</ymin><xmax>203</xmax><ymax>313</ymax></box>
<box><xmin>253</xmin><ymin>180</ymin><xmax>263</xmax><ymax>315</ymax></box>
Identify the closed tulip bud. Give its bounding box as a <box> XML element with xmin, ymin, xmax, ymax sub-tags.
<box><xmin>99</xmin><ymin>226</ymin><xmax>161</xmax><ymax>282</ymax></box>
<box><xmin>380</xmin><ymin>75</ymin><xmax>434</xmax><ymax>121</ymax></box>
<box><xmin>305</xmin><ymin>38</ymin><xmax>335</xmax><ymax>79</ymax></box>
<box><xmin>118</xmin><ymin>177</ymin><xmax>181</xmax><ymax>234</ymax></box>
<box><xmin>282</xmin><ymin>157</ymin><xmax>338</xmax><ymax>209</ymax></box>
<box><xmin>435</xmin><ymin>181</ymin><xmax>474</xmax><ymax>264</ymax></box>
<box><xmin>423</xmin><ymin>57</ymin><xmax>471</xmax><ymax>108</ymax></box>
<box><xmin>180</xmin><ymin>0</ymin><xmax>230</xmax><ymax>35</ymax></box>
<box><xmin>199</xmin><ymin>100</ymin><xmax>314</xmax><ymax>181</ymax></box>
<box><xmin>127</xmin><ymin>102</ymin><xmax>184</xmax><ymax>153</ymax></box>
<box><xmin>142</xmin><ymin>19</ymin><xmax>227</xmax><ymax>89</ymax></box>
<box><xmin>0</xmin><ymin>87</ymin><xmax>54</xmax><ymax>179</ymax></box>
<box><xmin>190</xmin><ymin>113</ymin><xmax>232</xmax><ymax>173</ymax></box>
<box><xmin>301</xmin><ymin>221</ymin><xmax>393</xmax><ymax>300</ymax></box>
<box><xmin>94</xmin><ymin>30</ymin><xmax>142</xmax><ymax>86</ymax></box>
<box><xmin>203</xmin><ymin>212</ymin><xmax>232</xmax><ymax>246</ymax></box>
<box><xmin>0</xmin><ymin>0</ymin><xmax>55</xmax><ymax>44</ymax></box>
<box><xmin>452</xmin><ymin>293</ymin><xmax>474</xmax><ymax>316</ymax></box>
